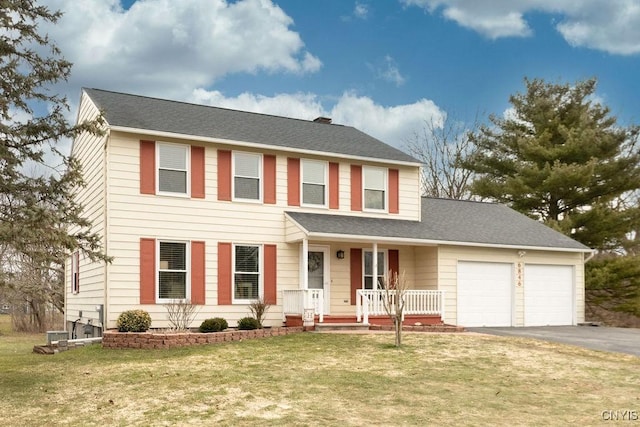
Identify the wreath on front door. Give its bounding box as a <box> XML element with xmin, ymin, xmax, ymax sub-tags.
<box><xmin>308</xmin><ymin>253</ymin><xmax>322</xmax><ymax>272</ymax></box>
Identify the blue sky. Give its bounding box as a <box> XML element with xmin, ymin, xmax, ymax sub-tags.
<box><xmin>39</xmin><ymin>0</ymin><xmax>640</xmax><ymax>153</ymax></box>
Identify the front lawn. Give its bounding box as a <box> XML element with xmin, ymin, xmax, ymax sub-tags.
<box><xmin>0</xmin><ymin>318</ymin><xmax>637</xmax><ymax>426</ymax></box>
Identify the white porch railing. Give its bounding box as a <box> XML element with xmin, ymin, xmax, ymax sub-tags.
<box><xmin>282</xmin><ymin>289</ymin><xmax>324</xmax><ymax>323</ymax></box>
<box><xmin>356</xmin><ymin>290</ymin><xmax>445</xmax><ymax>324</ymax></box>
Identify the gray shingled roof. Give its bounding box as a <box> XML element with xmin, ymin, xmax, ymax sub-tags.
<box><xmin>83</xmin><ymin>88</ymin><xmax>418</xmax><ymax>164</ymax></box>
<box><xmin>286</xmin><ymin>197</ymin><xmax>590</xmax><ymax>251</ymax></box>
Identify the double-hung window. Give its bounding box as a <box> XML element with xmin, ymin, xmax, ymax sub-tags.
<box><xmin>233</xmin><ymin>152</ymin><xmax>261</xmax><ymax>201</ymax></box>
<box><xmin>158</xmin><ymin>241</ymin><xmax>188</xmax><ymax>300</ymax></box>
<box><xmin>158</xmin><ymin>143</ymin><xmax>189</xmax><ymax>195</ymax></box>
<box><xmin>302</xmin><ymin>159</ymin><xmax>327</xmax><ymax>207</ymax></box>
<box><xmin>364</xmin><ymin>250</ymin><xmax>385</xmax><ymax>290</ymax></box>
<box><xmin>363</xmin><ymin>167</ymin><xmax>387</xmax><ymax>211</ymax></box>
<box><xmin>234</xmin><ymin>245</ymin><xmax>260</xmax><ymax>301</ymax></box>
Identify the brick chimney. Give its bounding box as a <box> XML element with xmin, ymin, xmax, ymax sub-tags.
<box><xmin>313</xmin><ymin>117</ymin><xmax>332</xmax><ymax>124</ymax></box>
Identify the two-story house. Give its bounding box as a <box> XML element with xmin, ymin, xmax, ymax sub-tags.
<box><xmin>66</xmin><ymin>88</ymin><xmax>591</xmax><ymax>334</ymax></box>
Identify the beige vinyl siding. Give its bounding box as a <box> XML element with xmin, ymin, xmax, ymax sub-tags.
<box><xmin>437</xmin><ymin>245</ymin><xmax>584</xmax><ymax>326</ymax></box>
<box><xmin>285</xmin><ymin>217</ymin><xmax>306</xmax><ymax>242</ymax></box>
<box><xmin>103</xmin><ymin>131</ymin><xmax>422</xmax><ymax>328</ymax></box>
<box><xmin>103</xmin><ymin>135</ymin><xmax>291</xmax><ymax>327</ymax></box>
<box><xmin>65</xmin><ymin>93</ymin><xmax>108</xmax><ymax>326</ymax></box>
<box><xmin>414</xmin><ymin>246</ymin><xmax>438</xmax><ymax>290</ymax></box>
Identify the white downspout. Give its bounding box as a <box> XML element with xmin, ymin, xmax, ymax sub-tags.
<box><xmin>584</xmin><ymin>250</ymin><xmax>596</xmax><ymax>263</ymax></box>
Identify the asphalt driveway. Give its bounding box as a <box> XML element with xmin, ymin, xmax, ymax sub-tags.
<box><xmin>469</xmin><ymin>326</ymin><xmax>640</xmax><ymax>357</ymax></box>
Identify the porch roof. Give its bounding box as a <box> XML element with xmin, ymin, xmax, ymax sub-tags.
<box><xmin>285</xmin><ymin>197</ymin><xmax>591</xmax><ymax>252</ymax></box>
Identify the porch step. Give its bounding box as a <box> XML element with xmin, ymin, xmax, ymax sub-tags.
<box><xmin>314</xmin><ymin>322</ymin><xmax>370</xmax><ymax>332</ymax></box>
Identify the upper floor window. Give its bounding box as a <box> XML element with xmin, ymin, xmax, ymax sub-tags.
<box><xmin>234</xmin><ymin>244</ymin><xmax>260</xmax><ymax>301</ymax></box>
<box><xmin>158</xmin><ymin>143</ymin><xmax>189</xmax><ymax>195</ymax></box>
<box><xmin>302</xmin><ymin>159</ymin><xmax>327</xmax><ymax>207</ymax></box>
<box><xmin>233</xmin><ymin>152</ymin><xmax>261</xmax><ymax>201</ymax></box>
<box><xmin>158</xmin><ymin>241</ymin><xmax>189</xmax><ymax>300</ymax></box>
<box><xmin>363</xmin><ymin>167</ymin><xmax>387</xmax><ymax>211</ymax></box>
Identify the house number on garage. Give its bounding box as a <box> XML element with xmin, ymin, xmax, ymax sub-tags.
<box><xmin>516</xmin><ymin>262</ymin><xmax>524</xmax><ymax>287</ymax></box>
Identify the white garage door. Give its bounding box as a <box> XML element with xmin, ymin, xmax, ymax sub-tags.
<box><xmin>457</xmin><ymin>261</ymin><xmax>513</xmax><ymax>327</ymax></box>
<box><xmin>524</xmin><ymin>265</ymin><xmax>573</xmax><ymax>326</ymax></box>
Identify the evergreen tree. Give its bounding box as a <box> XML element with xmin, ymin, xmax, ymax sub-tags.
<box><xmin>1</xmin><ymin>1</ymin><xmax>109</xmax><ymax>329</ymax></box>
<box><xmin>465</xmin><ymin>78</ymin><xmax>640</xmax><ymax>251</ymax></box>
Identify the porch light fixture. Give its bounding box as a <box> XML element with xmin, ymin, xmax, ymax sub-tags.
<box><xmin>336</xmin><ymin>250</ymin><xmax>345</xmax><ymax>259</ymax></box>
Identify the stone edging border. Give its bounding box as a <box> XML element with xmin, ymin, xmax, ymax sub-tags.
<box><xmin>102</xmin><ymin>326</ymin><xmax>304</xmax><ymax>349</ymax></box>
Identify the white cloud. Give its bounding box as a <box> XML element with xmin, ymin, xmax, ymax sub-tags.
<box><xmin>377</xmin><ymin>56</ymin><xmax>407</xmax><ymax>87</ymax></box>
<box><xmin>354</xmin><ymin>2</ymin><xmax>370</xmax><ymax>19</ymax></box>
<box><xmin>401</xmin><ymin>0</ymin><xmax>640</xmax><ymax>55</ymax></box>
<box><xmin>330</xmin><ymin>93</ymin><xmax>444</xmax><ymax>148</ymax></box>
<box><xmin>190</xmin><ymin>89</ymin><xmax>326</xmax><ymax>120</ymax></box>
<box><xmin>42</xmin><ymin>0</ymin><xmax>321</xmax><ymax>98</ymax></box>
<box><xmin>28</xmin><ymin>0</ymin><xmax>444</xmax><ymax>158</ymax></box>
<box><xmin>191</xmin><ymin>89</ymin><xmax>445</xmax><ymax>149</ymax></box>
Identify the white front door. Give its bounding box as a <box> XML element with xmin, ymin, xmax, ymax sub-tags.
<box><xmin>308</xmin><ymin>246</ymin><xmax>330</xmax><ymax>314</ymax></box>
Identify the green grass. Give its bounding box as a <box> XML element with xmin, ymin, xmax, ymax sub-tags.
<box><xmin>0</xmin><ymin>314</ymin><xmax>638</xmax><ymax>426</ymax></box>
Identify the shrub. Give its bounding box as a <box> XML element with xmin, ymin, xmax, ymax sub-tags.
<box><xmin>248</xmin><ymin>296</ymin><xmax>271</xmax><ymax>328</ymax></box>
<box><xmin>237</xmin><ymin>316</ymin><xmax>260</xmax><ymax>330</ymax></box>
<box><xmin>116</xmin><ymin>310</ymin><xmax>152</xmax><ymax>332</ymax></box>
<box><xmin>199</xmin><ymin>317</ymin><xmax>228</xmax><ymax>333</ymax></box>
<box><xmin>164</xmin><ymin>299</ymin><xmax>200</xmax><ymax>331</ymax></box>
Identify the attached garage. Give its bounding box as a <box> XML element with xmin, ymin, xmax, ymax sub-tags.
<box><xmin>457</xmin><ymin>261</ymin><xmax>513</xmax><ymax>327</ymax></box>
<box><xmin>524</xmin><ymin>265</ymin><xmax>574</xmax><ymax>326</ymax></box>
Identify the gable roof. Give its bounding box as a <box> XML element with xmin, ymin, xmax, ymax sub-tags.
<box><xmin>286</xmin><ymin>197</ymin><xmax>590</xmax><ymax>252</ymax></box>
<box><xmin>83</xmin><ymin>88</ymin><xmax>418</xmax><ymax>165</ymax></box>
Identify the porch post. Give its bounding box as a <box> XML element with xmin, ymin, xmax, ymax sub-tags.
<box><xmin>372</xmin><ymin>242</ymin><xmax>378</xmax><ymax>289</ymax></box>
<box><xmin>302</xmin><ymin>238</ymin><xmax>309</xmax><ymax>290</ymax></box>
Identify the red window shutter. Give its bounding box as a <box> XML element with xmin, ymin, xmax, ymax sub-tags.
<box><xmin>287</xmin><ymin>158</ymin><xmax>300</xmax><ymax>206</ymax></box>
<box><xmin>389</xmin><ymin>168</ymin><xmax>399</xmax><ymax>214</ymax></box>
<box><xmin>263</xmin><ymin>155</ymin><xmax>276</xmax><ymax>204</ymax></box>
<box><xmin>329</xmin><ymin>162</ymin><xmax>339</xmax><ymax>209</ymax></box>
<box><xmin>140</xmin><ymin>238</ymin><xmax>156</xmax><ymax>304</ymax></box>
<box><xmin>218</xmin><ymin>242</ymin><xmax>232</xmax><ymax>305</ymax></box>
<box><xmin>191</xmin><ymin>241</ymin><xmax>206</xmax><ymax>304</ymax></box>
<box><xmin>217</xmin><ymin>150</ymin><xmax>232</xmax><ymax>201</ymax></box>
<box><xmin>264</xmin><ymin>244</ymin><xmax>277</xmax><ymax>305</ymax></box>
<box><xmin>350</xmin><ymin>165</ymin><xmax>362</xmax><ymax>211</ymax></box>
<box><xmin>140</xmin><ymin>140</ymin><xmax>155</xmax><ymax>195</ymax></box>
<box><xmin>388</xmin><ymin>249</ymin><xmax>399</xmax><ymax>278</ymax></box>
<box><xmin>350</xmin><ymin>248</ymin><xmax>362</xmax><ymax>305</ymax></box>
<box><xmin>191</xmin><ymin>146</ymin><xmax>205</xmax><ymax>199</ymax></box>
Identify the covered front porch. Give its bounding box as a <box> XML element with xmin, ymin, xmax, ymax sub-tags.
<box><xmin>283</xmin><ymin>211</ymin><xmax>448</xmax><ymax>328</ymax></box>
<box><xmin>282</xmin><ymin>289</ymin><xmax>445</xmax><ymax>328</ymax></box>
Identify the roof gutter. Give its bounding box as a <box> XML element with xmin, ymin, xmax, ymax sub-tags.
<box><xmin>108</xmin><ymin>125</ymin><xmax>422</xmax><ymax>168</ymax></box>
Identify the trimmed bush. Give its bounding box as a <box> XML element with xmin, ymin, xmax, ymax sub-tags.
<box><xmin>116</xmin><ymin>310</ymin><xmax>152</xmax><ymax>332</ymax></box>
<box><xmin>199</xmin><ymin>317</ymin><xmax>228</xmax><ymax>333</ymax></box>
<box><xmin>237</xmin><ymin>316</ymin><xmax>260</xmax><ymax>330</ymax></box>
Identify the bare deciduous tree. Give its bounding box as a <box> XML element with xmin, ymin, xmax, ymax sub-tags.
<box><xmin>405</xmin><ymin>115</ymin><xmax>479</xmax><ymax>199</ymax></box>
<box><xmin>381</xmin><ymin>270</ymin><xmax>409</xmax><ymax>348</ymax></box>
<box><xmin>1</xmin><ymin>246</ymin><xmax>63</xmax><ymax>332</ymax></box>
